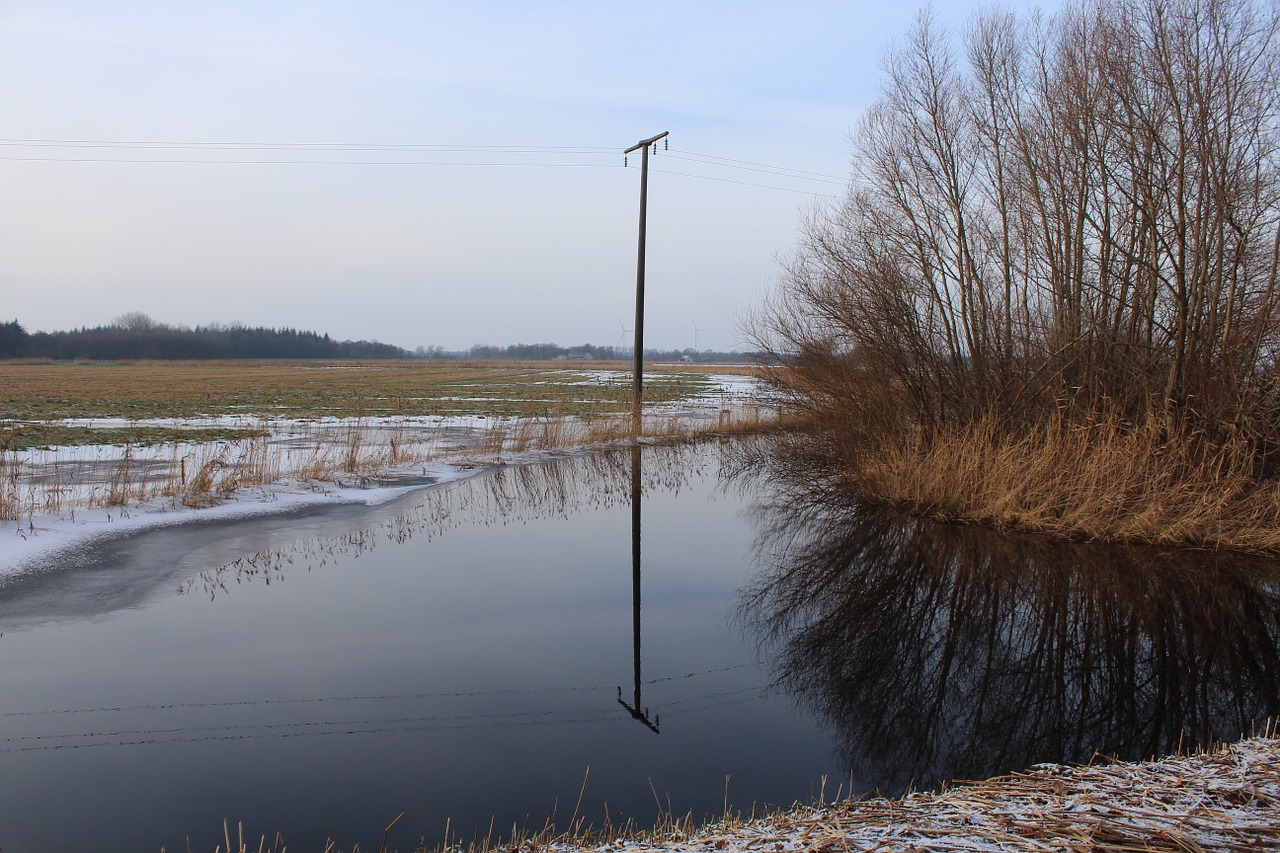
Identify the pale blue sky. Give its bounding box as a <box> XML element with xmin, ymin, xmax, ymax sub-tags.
<box><xmin>0</xmin><ymin>1</ymin><xmax>1057</xmax><ymax>352</ymax></box>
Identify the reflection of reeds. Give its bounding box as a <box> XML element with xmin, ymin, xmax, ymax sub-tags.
<box><xmin>179</xmin><ymin>443</ymin><xmax>708</xmax><ymax>600</ymax></box>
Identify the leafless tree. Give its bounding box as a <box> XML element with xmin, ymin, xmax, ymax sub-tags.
<box><xmin>763</xmin><ymin>0</ymin><xmax>1280</xmax><ymax>453</ymax></box>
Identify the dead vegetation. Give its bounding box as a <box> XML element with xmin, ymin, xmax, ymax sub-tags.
<box><xmin>757</xmin><ymin>0</ymin><xmax>1280</xmax><ymax>551</ymax></box>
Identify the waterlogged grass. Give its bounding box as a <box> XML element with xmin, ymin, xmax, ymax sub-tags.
<box><xmin>0</xmin><ymin>360</ymin><xmax>769</xmax><ymax>519</ymax></box>
<box><xmin>0</xmin><ymin>360</ymin><xmax>719</xmax><ymax>433</ymax></box>
<box><xmin>0</xmin><ymin>424</ymin><xmax>270</xmax><ymax>452</ymax></box>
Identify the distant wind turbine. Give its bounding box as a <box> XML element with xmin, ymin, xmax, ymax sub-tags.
<box><xmin>690</xmin><ymin>315</ymin><xmax>705</xmax><ymax>351</ymax></box>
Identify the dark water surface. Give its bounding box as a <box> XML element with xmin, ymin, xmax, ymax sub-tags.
<box><xmin>2</xmin><ymin>441</ymin><xmax>1279</xmax><ymax>852</ymax></box>
<box><xmin>740</xmin><ymin>447</ymin><xmax>1280</xmax><ymax>794</ymax></box>
<box><xmin>0</xmin><ymin>445</ymin><xmax>834</xmax><ymax>853</ymax></box>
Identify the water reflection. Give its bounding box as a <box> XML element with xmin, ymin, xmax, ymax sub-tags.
<box><xmin>739</xmin><ymin>459</ymin><xmax>1280</xmax><ymax>794</ymax></box>
<box><xmin>185</xmin><ymin>444</ymin><xmax>672</xmax><ymax>736</ymax></box>
<box><xmin>618</xmin><ymin>444</ymin><xmax>660</xmax><ymax>733</ymax></box>
<box><xmin>1</xmin><ymin>441</ymin><xmax>834</xmax><ymax>853</ymax></box>
<box><xmin>180</xmin><ymin>444</ymin><xmax>708</xmax><ymax>602</ymax></box>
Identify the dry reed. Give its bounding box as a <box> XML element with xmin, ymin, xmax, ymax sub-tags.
<box><xmin>839</xmin><ymin>414</ymin><xmax>1280</xmax><ymax>552</ymax></box>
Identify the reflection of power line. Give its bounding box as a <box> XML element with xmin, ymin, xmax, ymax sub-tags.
<box><xmin>643</xmin><ymin>664</ymin><xmax>753</xmax><ymax>685</ymax></box>
<box><xmin>1</xmin><ymin>685</ymin><xmax>769</xmax><ymax>753</ymax></box>
<box><xmin>652</xmin><ymin>686</ymin><xmax>763</xmax><ymax>711</ymax></box>
<box><xmin>0</xmin><ymin>664</ymin><xmax>755</xmax><ymax>719</ymax></box>
<box><xmin>2</xmin><ymin>714</ymin><xmax>625</xmax><ymax>754</ymax></box>
<box><xmin>2</xmin><ymin>708</ymin><xmax>617</xmax><ymax>747</ymax></box>
<box><xmin>661</xmin><ymin>694</ymin><xmax>763</xmax><ymax>718</ymax></box>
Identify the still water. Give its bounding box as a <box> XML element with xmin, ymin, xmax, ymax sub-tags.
<box><xmin>1</xmin><ymin>441</ymin><xmax>1278</xmax><ymax>852</ymax></box>
<box><xmin>0</xmin><ymin>444</ymin><xmax>834</xmax><ymax>853</ymax></box>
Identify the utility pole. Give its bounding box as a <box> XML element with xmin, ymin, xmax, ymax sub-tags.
<box><xmin>623</xmin><ymin>131</ymin><xmax>669</xmax><ymax>435</ymax></box>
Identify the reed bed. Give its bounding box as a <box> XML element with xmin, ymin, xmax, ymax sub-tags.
<box><xmin>191</xmin><ymin>733</ymin><xmax>1279</xmax><ymax>853</ymax></box>
<box><xmin>839</xmin><ymin>415</ymin><xmax>1280</xmax><ymax>552</ymax></box>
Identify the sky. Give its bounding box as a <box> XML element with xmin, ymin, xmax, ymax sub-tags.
<box><xmin>0</xmin><ymin>1</ymin><xmax>1058</xmax><ymax>353</ymax></box>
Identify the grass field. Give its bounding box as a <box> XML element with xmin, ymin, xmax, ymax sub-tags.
<box><xmin>0</xmin><ymin>360</ymin><xmax>741</xmax><ymax>432</ymax></box>
<box><xmin>0</xmin><ymin>360</ymin><xmax>767</xmax><ymax>518</ymax></box>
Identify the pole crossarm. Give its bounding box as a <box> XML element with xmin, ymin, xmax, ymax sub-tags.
<box><xmin>624</xmin><ymin>131</ymin><xmax>669</xmax><ymax>155</ymax></box>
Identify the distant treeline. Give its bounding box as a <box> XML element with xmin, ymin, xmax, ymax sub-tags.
<box><xmin>0</xmin><ymin>315</ymin><xmax>408</xmax><ymax>360</ymax></box>
<box><xmin>0</xmin><ymin>315</ymin><xmax>757</xmax><ymax>362</ymax></box>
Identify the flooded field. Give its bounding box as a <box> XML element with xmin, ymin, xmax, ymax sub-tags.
<box><xmin>0</xmin><ymin>361</ymin><xmax>766</xmax><ymax>521</ymax></box>
<box><xmin>0</xmin><ymin>444</ymin><xmax>835</xmax><ymax>853</ymax></box>
<box><xmin>0</xmin><ymin>439</ymin><xmax>1277</xmax><ymax>852</ymax></box>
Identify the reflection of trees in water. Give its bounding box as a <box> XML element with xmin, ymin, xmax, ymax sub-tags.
<box><xmin>738</xmin><ymin>456</ymin><xmax>1280</xmax><ymax>795</ymax></box>
<box><xmin>180</xmin><ymin>444</ymin><xmax>710</xmax><ymax>599</ymax></box>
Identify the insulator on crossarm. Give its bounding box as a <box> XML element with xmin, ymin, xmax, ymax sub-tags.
<box><xmin>651</xmin><ymin>144</ymin><xmax>657</xmax><ymax>155</ymax></box>
<box><xmin>664</xmin><ymin>138</ymin><xmax>668</xmax><ymax>150</ymax></box>
<box><xmin>624</xmin><ymin>154</ymin><xmax>629</xmax><ymax>167</ymax></box>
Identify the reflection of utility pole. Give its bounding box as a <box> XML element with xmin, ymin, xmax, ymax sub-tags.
<box><xmin>618</xmin><ymin>443</ymin><xmax>660</xmax><ymax>733</ymax></box>
<box><xmin>623</xmin><ymin>131</ymin><xmax>669</xmax><ymax>435</ymax></box>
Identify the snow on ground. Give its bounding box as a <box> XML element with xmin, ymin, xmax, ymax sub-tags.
<box><xmin>0</xmin><ymin>458</ymin><xmax>481</xmax><ymax>579</ymax></box>
<box><xmin>549</xmin><ymin>736</ymin><xmax>1280</xmax><ymax>853</ymax></box>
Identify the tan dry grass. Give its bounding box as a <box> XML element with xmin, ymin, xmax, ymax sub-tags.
<box><xmin>851</xmin><ymin>414</ymin><xmax>1280</xmax><ymax>552</ymax></box>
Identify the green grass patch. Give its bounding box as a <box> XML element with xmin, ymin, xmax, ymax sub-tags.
<box><xmin>0</xmin><ymin>424</ymin><xmax>270</xmax><ymax>451</ymax></box>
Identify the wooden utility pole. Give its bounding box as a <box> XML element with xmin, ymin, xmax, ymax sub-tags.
<box><xmin>623</xmin><ymin>131</ymin><xmax>668</xmax><ymax>434</ymax></box>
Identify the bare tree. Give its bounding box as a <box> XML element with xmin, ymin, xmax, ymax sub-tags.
<box><xmin>110</xmin><ymin>310</ymin><xmax>163</xmax><ymax>332</ymax></box>
<box><xmin>764</xmin><ymin>0</ymin><xmax>1280</xmax><ymax>453</ymax></box>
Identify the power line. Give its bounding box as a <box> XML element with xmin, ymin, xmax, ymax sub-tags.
<box><xmin>0</xmin><ymin>136</ymin><xmax>844</xmax><ymax>195</ymax></box>
<box><xmin>664</xmin><ymin>154</ymin><xmax>844</xmax><ymax>185</ymax></box>
<box><xmin>0</xmin><ymin>138</ymin><xmax>845</xmax><ymax>184</ymax></box>
<box><xmin>0</xmin><ymin>155</ymin><xmax>618</xmax><ymax>167</ymax></box>
<box><xmin>652</xmin><ymin>167</ymin><xmax>837</xmax><ymax>196</ymax></box>
<box><xmin>670</xmin><ymin>147</ymin><xmax>846</xmax><ymax>182</ymax></box>
<box><xmin>0</xmin><ymin>138</ymin><xmax>617</xmax><ymax>153</ymax></box>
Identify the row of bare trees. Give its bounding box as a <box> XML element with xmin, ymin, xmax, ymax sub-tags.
<box><xmin>765</xmin><ymin>0</ymin><xmax>1280</xmax><ymax>450</ymax></box>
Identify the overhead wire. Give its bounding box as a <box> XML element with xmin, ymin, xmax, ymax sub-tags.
<box><xmin>652</xmin><ymin>168</ymin><xmax>837</xmax><ymax>196</ymax></box>
<box><xmin>667</xmin><ymin>147</ymin><xmax>846</xmax><ymax>182</ymax></box>
<box><xmin>0</xmin><ymin>155</ymin><xmax>619</xmax><ymax>168</ymax></box>
<box><xmin>0</xmin><ymin>136</ymin><xmax>843</xmax><ymax>196</ymax></box>
<box><xmin>0</xmin><ymin>137</ymin><xmax>617</xmax><ymax>154</ymax></box>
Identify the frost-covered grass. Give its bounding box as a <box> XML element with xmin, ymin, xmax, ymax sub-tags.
<box><xmin>599</xmin><ymin>733</ymin><xmax>1280</xmax><ymax>853</ymax></box>
<box><xmin>194</xmin><ymin>733</ymin><xmax>1280</xmax><ymax>853</ymax></box>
